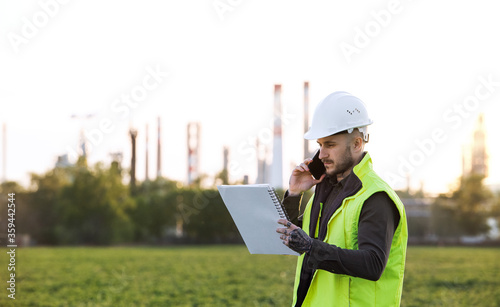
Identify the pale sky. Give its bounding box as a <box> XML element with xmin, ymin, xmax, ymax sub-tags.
<box><xmin>1</xmin><ymin>0</ymin><xmax>499</xmax><ymax>195</ymax></box>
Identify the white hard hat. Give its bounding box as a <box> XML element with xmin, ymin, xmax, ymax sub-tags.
<box><xmin>304</xmin><ymin>91</ymin><xmax>373</xmax><ymax>141</ymax></box>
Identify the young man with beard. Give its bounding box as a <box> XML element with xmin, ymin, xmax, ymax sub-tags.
<box><xmin>276</xmin><ymin>91</ymin><xmax>408</xmax><ymax>306</ymax></box>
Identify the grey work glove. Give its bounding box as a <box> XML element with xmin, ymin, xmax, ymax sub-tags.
<box><xmin>287</xmin><ymin>228</ymin><xmax>313</xmax><ymax>254</ymax></box>
<box><xmin>277</xmin><ymin>219</ymin><xmax>313</xmax><ymax>255</ymax></box>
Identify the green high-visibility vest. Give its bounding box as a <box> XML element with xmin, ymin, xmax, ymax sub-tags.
<box><xmin>292</xmin><ymin>153</ymin><xmax>408</xmax><ymax>306</ymax></box>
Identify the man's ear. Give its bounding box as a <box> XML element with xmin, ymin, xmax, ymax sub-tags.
<box><xmin>353</xmin><ymin>136</ymin><xmax>364</xmax><ymax>152</ymax></box>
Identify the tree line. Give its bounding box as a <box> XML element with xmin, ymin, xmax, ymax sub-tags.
<box><xmin>0</xmin><ymin>158</ymin><xmax>251</xmax><ymax>245</ymax></box>
<box><xmin>1</xmin><ymin>157</ymin><xmax>499</xmax><ymax>246</ymax></box>
<box><xmin>404</xmin><ymin>174</ymin><xmax>500</xmax><ymax>243</ymax></box>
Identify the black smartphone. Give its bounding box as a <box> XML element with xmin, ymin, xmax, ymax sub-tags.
<box><xmin>308</xmin><ymin>149</ymin><xmax>326</xmax><ymax>180</ymax></box>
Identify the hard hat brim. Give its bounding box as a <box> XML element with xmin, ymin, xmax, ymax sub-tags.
<box><xmin>304</xmin><ymin>120</ymin><xmax>373</xmax><ymax>140</ymax></box>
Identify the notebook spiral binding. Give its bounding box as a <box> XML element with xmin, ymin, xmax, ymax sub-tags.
<box><xmin>268</xmin><ymin>186</ymin><xmax>290</xmax><ymax>221</ymax></box>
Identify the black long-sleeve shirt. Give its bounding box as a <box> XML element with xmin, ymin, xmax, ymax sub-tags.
<box><xmin>283</xmin><ymin>177</ymin><xmax>400</xmax><ymax>282</ymax></box>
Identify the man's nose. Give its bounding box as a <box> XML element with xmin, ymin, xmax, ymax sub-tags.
<box><xmin>318</xmin><ymin>148</ymin><xmax>328</xmax><ymax>160</ymax></box>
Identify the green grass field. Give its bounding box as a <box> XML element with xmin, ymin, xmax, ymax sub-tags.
<box><xmin>0</xmin><ymin>246</ymin><xmax>499</xmax><ymax>306</ymax></box>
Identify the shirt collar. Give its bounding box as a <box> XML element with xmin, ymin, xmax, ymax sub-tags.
<box><xmin>327</xmin><ymin>172</ymin><xmax>349</xmax><ymax>187</ymax></box>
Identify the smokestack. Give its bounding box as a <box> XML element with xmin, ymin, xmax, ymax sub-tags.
<box><xmin>157</xmin><ymin>117</ymin><xmax>161</xmax><ymax>178</ymax></box>
<box><xmin>271</xmin><ymin>84</ymin><xmax>283</xmax><ymax>188</ymax></box>
<box><xmin>304</xmin><ymin>81</ymin><xmax>310</xmax><ymax>160</ymax></box>
<box><xmin>222</xmin><ymin>146</ymin><xmax>229</xmax><ymax>184</ymax></box>
<box><xmin>2</xmin><ymin>123</ymin><xmax>6</xmax><ymax>182</ymax></box>
<box><xmin>256</xmin><ymin>138</ymin><xmax>262</xmax><ymax>184</ymax></box>
<box><xmin>129</xmin><ymin>129</ymin><xmax>138</xmax><ymax>191</ymax></box>
<box><xmin>471</xmin><ymin>114</ymin><xmax>488</xmax><ymax>177</ymax></box>
<box><xmin>187</xmin><ymin>122</ymin><xmax>201</xmax><ymax>185</ymax></box>
<box><xmin>145</xmin><ymin>124</ymin><xmax>149</xmax><ymax>181</ymax></box>
<box><xmin>256</xmin><ymin>138</ymin><xmax>268</xmax><ymax>184</ymax></box>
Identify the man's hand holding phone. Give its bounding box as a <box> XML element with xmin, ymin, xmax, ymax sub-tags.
<box><xmin>289</xmin><ymin>150</ymin><xmax>326</xmax><ymax>196</ymax></box>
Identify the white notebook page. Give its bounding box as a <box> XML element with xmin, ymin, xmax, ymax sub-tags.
<box><xmin>218</xmin><ymin>184</ymin><xmax>298</xmax><ymax>256</ymax></box>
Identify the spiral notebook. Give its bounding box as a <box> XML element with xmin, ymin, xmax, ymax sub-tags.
<box><xmin>217</xmin><ymin>184</ymin><xmax>299</xmax><ymax>256</ymax></box>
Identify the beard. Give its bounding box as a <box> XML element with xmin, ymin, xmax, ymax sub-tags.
<box><xmin>322</xmin><ymin>146</ymin><xmax>355</xmax><ymax>178</ymax></box>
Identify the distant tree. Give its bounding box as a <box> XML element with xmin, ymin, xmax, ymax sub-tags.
<box><xmin>27</xmin><ymin>166</ymin><xmax>72</xmax><ymax>244</ymax></box>
<box><xmin>54</xmin><ymin>161</ymin><xmax>135</xmax><ymax>244</ymax></box>
<box><xmin>0</xmin><ymin>181</ymin><xmax>27</xmax><ymax>244</ymax></box>
<box><xmin>179</xmin><ymin>188</ymin><xmax>241</xmax><ymax>243</ymax></box>
<box><xmin>431</xmin><ymin>195</ymin><xmax>460</xmax><ymax>238</ymax></box>
<box><xmin>25</xmin><ymin>157</ymin><xmax>136</xmax><ymax>245</ymax></box>
<box><xmin>430</xmin><ymin>175</ymin><xmax>493</xmax><ymax>239</ymax></box>
<box><xmin>0</xmin><ymin>181</ymin><xmax>24</xmax><ymax>194</ymax></box>
<box><xmin>490</xmin><ymin>192</ymin><xmax>500</xmax><ymax>236</ymax></box>
<box><xmin>214</xmin><ymin>169</ymin><xmax>229</xmax><ymax>186</ymax></box>
<box><xmin>189</xmin><ymin>173</ymin><xmax>209</xmax><ymax>188</ymax></box>
<box><xmin>131</xmin><ymin>177</ymin><xmax>179</xmax><ymax>242</ymax></box>
<box><xmin>452</xmin><ymin>174</ymin><xmax>492</xmax><ymax>236</ymax></box>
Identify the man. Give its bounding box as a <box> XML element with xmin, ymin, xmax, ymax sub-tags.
<box><xmin>276</xmin><ymin>91</ymin><xmax>408</xmax><ymax>306</ymax></box>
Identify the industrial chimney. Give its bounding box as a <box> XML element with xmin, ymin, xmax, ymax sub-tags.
<box><xmin>187</xmin><ymin>122</ymin><xmax>201</xmax><ymax>185</ymax></box>
<box><xmin>304</xmin><ymin>81</ymin><xmax>310</xmax><ymax>160</ymax></box>
<box><xmin>271</xmin><ymin>84</ymin><xmax>283</xmax><ymax>188</ymax></box>
<box><xmin>157</xmin><ymin>117</ymin><xmax>161</xmax><ymax>178</ymax></box>
<box><xmin>129</xmin><ymin>128</ymin><xmax>138</xmax><ymax>191</ymax></box>
<box><xmin>256</xmin><ymin>138</ymin><xmax>268</xmax><ymax>184</ymax></box>
<box><xmin>145</xmin><ymin>124</ymin><xmax>149</xmax><ymax>181</ymax></box>
<box><xmin>222</xmin><ymin>146</ymin><xmax>229</xmax><ymax>184</ymax></box>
